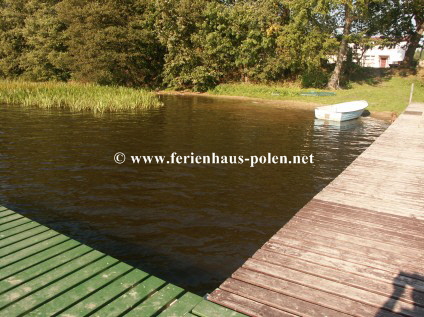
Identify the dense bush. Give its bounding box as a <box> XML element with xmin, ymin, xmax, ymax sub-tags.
<box><xmin>5</xmin><ymin>0</ymin><xmax>414</xmax><ymax>90</ymax></box>
<box><xmin>301</xmin><ymin>68</ymin><xmax>330</xmax><ymax>88</ymax></box>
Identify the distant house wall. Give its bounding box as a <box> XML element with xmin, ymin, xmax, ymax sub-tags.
<box><xmin>358</xmin><ymin>42</ymin><xmax>406</xmax><ymax>68</ymax></box>
<box><xmin>328</xmin><ymin>41</ymin><xmax>407</xmax><ymax>68</ymax></box>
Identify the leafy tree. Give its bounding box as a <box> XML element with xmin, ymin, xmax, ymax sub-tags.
<box><xmin>154</xmin><ymin>0</ymin><xmax>214</xmax><ymax>91</ymax></box>
<box><xmin>2</xmin><ymin>0</ymin><xmax>419</xmax><ymax>89</ymax></box>
<box><xmin>231</xmin><ymin>0</ymin><xmax>289</xmax><ymax>83</ymax></box>
<box><xmin>279</xmin><ymin>0</ymin><xmax>338</xmax><ymax>86</ymax></box>
<box><xmin>0</xmin><ymin>0</ymin><xmax>27</xmax><ymax>78</ymax></box>
<box><xmin>155</xmin><ymin>0</ymin><xmax>290</xmax><ymax>91</ymax></box>
<box><xmin>326</xmin><ymin>0</ymin><xmax>381</xmax><ymax>89</ymax></box>
<box><xmin>20</xmin><ymin>0</ymin><xmax>69</xmax><ymax>81</ymax></box>
<box><xmin>56</xmin><ymin>0</ymin><xmax>164</xmax><ymax>87</ymax></box>
<box><xmin>369</xmin><ymin>0</ymin><xmax>424</xmax><ymax>68</ymax></box>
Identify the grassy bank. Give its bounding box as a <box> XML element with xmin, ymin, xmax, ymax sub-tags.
<box><xmin>208</xmin><ymin>76</ymin><xmax>424</xmax><ymax>114</ymax></box>
<box><xmin>0</xmin><ymin>81</ymin><xmax>162</xmax><ymax>113</ymax></box>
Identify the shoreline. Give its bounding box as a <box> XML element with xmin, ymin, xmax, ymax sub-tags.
<box><xmin>157</xmin><ymin>90</ymin><xmax>394</xmax><ymax>121</ymax></box>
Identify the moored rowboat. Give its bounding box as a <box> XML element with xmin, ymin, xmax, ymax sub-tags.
<box><xmin>315</xmin><ymin>100</ymin><xmax>368</xmax><ymax>122</ymax></box>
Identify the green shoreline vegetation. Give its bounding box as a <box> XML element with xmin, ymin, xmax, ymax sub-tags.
<box><xmin>208</xmin><ymin>76</ymin><xmax>424</xmax><ymax>114</ymax></box>
<box><xmin>0</xmin><ymin>81</ymin><xmax>162</xmax><ymax>113</ymax></box>
<box><xmin>0</xmin><ymin>1</ymin><xmax>422</xmax><ymax>113</ymax></box>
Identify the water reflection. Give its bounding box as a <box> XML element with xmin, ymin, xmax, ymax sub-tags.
<box><xmin>0</xmin><ymin>96</ymin><xmax>389</xmax><ymax>295</ymax></box>
<box><xmin>314</xmin><ymin>118</ymin><xmax>364</xmax><ymax>132</ymax></box>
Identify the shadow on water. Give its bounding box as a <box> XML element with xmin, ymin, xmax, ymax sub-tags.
<box><xmin>375</xmin><ymin>271</ymin><xmax>424</xmax><ymax>316</ymax></box>
<box><xmin>0</xmin><ymin>97</ymin><xmax>389</xmax><ymax>295</ymax></box>
<box><xmin>4</xmin><ymin>203</ymin><xmax>244</xmax><ymax>296</ymax></box>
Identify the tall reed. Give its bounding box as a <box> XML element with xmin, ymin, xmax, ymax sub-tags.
<box><xmin>0</xmin><ymin>81</ymin><xmax>162</xmax><ymax>113</ymax></box>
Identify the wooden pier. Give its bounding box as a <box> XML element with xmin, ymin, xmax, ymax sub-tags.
<box><xmin>0</xmin><ymin>207</ymin><xmax>245</xmax><ymax>317</ymax></box>
<box><xmin>209</xmin><ymin>102</ymin><xmax>424</xmax><ymax>316</ymax></box>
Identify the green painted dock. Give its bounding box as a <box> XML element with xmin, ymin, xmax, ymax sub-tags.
<box><xmin>0</xmin><ymin>206</ymin><xmax>246</xmax><ymax>317</ymax></box>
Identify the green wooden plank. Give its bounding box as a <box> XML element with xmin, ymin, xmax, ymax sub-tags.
<box><xmin>0</xmin><ymin>230</ymin><xmax>59</xmax><ymax>257</ymax></box>
<box><xmin>0</xmin><ymin>236</ymin><xmax>70</xmax><ymax>268</ymax></box>
<box><xmin>0</xmin><ymin>208</ymin><xmax>244</xmax><ymax>317</ymax></box>
<box><xmin>0</xmin><ymin>222</ymin><xmax>41</xmax><ymax>240</ymax></box>
<box><xmin>0</xmin><ymin>214</ymin><xmax>23</xmax><ymax>225</ymax></box>
<box><xmin>192</xmin><ymin>300</ymin><xmax>247</xmax><ymax>317</ymax></box>
<box><xmin>59</xmin><ymin>269</ymin><xmax>149</xmax><ymax>316</ymax></box>
<box><xmin>91</xmin><ymin>275</ymin><xmax>166</xmax><ymax>317</ymax></box>
<box><xmin>0</xmin><ymin>210</ymin><xmax>14</xmax><ymax>218</ymax></box>
<box><xmin>158</xmin><ymin>292</ymin><xmax>203</xmax><ymax>317</ymax></box>
<box><xmin>26</xmin><ymin>262</ymin><xmax>133</xmax><ymax>317</ymax></box>
<box><xmin>0</xmin><ymin>218</ymin><xmax>33</xmax><ymax>233</ymax></box>
<box><xmin>0</xmin><ymin>255</ymin><xmax>118</xmax><ymax>316</ymax></box>
<box><xmin>0</xmin><ymin>239</ymin><xmax>81</xmax><ymax>280</ymax></box>
<box><xmin>0</xmin><ymin>226</ymin><xmax>50</xmax><ymax>249</ymax></box>
<box><xmin>125</xmin><ymin>284</ymin><xmax>185</xmax><ymax>317</ymax></box>
<box><xmin>0</xmin><ymin>244</ymin><xmax>92</xmax><ymax>294</ymax></box>
<box><xmin>0</xmin><ymin>250</ymin><xmax>106</xmax><ymax>309</ymax></box>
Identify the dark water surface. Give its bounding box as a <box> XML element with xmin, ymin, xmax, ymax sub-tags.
<box><xmin>0</xmin><ymin>95</ymin><xmax>388</xmax><ymax>295</ymax></box>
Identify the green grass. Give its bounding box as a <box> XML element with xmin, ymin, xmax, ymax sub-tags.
<box><xmin>208</xmin><ymin>76</ymin><xmax>424</xmax><ymax>114</ymax></box>
<box><xmin>0</xmin><ymin>80</ymin><xmax>162</xmax><ymax>113</ymax></box>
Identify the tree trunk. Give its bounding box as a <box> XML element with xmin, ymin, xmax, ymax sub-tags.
<box><xmin>402</xmin><ymin>20</ymin><xmax>424</xmax><ymax>67</ymax></box>
<box><xmin>327</xmin><ymin>3</ymin><xmax>353</xmax><ymax>90</ymax></box>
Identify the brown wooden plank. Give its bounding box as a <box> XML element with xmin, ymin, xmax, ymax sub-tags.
<box><xmin>269</xmin><ymin>235</ymin><xmax>423</xmax><ymax>274</ymax></box>
<box><xmin>242</xmin><ymin>258</ymin><xmax>424</xmax><ymax>316</ymax></box>
<box><xmin>252</xmin><ymin>249</ymin><xmax>424</xmax><ymax>307</ymax></box>
<box><xmin>315</xmin><ymin>189</ymin><xmax>424</xmax><ymax>220</ymax></box>
<box><xmin>282</xmin><ymin>218</ymin><xmax>424</xmax><ymax>259</ymax></box>
<box><xmin>220</xmin><ymin>278</ymin><xmax>353</xmax><ymax>317</ymax></box>
<box><xmin>207</xmin><ymin>105</ymin><xmax>424</xmax><ymax>316</ymax></box>
<box><xmin>291</xmin><ymin>211</ymin><xmax>424</xmax><ymax>246</ymax></box>
<box><xmin>276</xmin><ymin>226</ymin><xmax>423</xmax><ymax>269</ymax></box>
<box><xmin>261</xmin><ymin>242</ymin><xmax>424</xmax><ymax>292</ymax></box>
<box><xmin>300</xmin><ymin>199</ymin><xmax>424</xmax><ymax>237</ymax></box>
<box><xmin>232</xmin><ymin>268</ymin><xmax>406</xmax><ymax>317</ymax></box>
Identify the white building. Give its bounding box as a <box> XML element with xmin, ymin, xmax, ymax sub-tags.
<box><xmin>328</xmin><ymin>41</ymin><xmax>407</xmax><ymax>68</ymax></box>
<box><xmin>356</xmin><ymin>42</ymin><xmax>407</xmax><ymax>68</ymax></box>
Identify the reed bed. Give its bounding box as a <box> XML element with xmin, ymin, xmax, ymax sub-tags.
<box><xmin>0</xmin><ymin>81</ymin><xmax>162</xmax><ymax>113</ymax></box>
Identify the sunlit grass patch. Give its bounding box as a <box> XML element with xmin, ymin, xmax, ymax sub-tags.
<box><xmin>209</xmin><ymin>77</ymin><xmax>424</xmax><ymax>114</ymax></box>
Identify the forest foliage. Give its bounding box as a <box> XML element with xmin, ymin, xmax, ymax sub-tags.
<box><xmin>0</xmin><ymin>0</ymin><xmax>422</xmax><ymax>91</ymax></box>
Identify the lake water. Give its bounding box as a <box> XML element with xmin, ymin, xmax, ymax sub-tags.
<box><xmin>0</xmin><ymin>95</ymin><xmax>388</xmax><ymax>295</ymax></box>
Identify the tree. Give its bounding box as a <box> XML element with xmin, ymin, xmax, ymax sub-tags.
<box><xmin>20</xmin><ymin>0</ymin><xmax>69</xmax><ymax>81</ymax></box>
<box><xmin>56</xmin><ymin>0</ymin><xmax>164</xmax><ymax>87</ymax></box>
<box><xmin>280</xmin><ymin>0</ymin><xmax>338</xmax><ymax>87</ymax></box>
<box><xmin>369</xmin><ymin>0</ymin><xmax>424</xmax><ymax>68</ymax></box>
<box><xmin>327</xmin><ymin>1</ymin><xmax>354</xmax><ymax>89</ymax></box>
<box><xmin>326</xmin><ymin>0</ymin><xmax>382</xmax><ymax>89</ymax></box>
<box><xmin>0</xmin><ymin>0</ymin><xmax>28</xmax><ymax>78</ymax></box>
<box><xmin>154</xmin><ymin>0</ymin><xmax>291</xmax><ymax>91</ymax></box>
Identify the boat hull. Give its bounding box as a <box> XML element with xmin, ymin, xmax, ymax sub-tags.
<box><xmin>315</xmin><ymin>109</ymin><xmax>365</xmax><ymax>121</ymax></box>
<box><xmin>314</xmin><ymin>100</ymin><xmax>367</xmax><ymax>122</ymax></box>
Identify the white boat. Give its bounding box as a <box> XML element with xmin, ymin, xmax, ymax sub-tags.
<box><xmin>315</xmin><ymin>100</ymin><xmax>368</xmax><ymax>122</ymax></box>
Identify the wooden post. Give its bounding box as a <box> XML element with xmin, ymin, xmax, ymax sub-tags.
<box><xmin>409</xmin><ymin>83</ymin><xmax>414</xmax><ymax>104</ymax></box>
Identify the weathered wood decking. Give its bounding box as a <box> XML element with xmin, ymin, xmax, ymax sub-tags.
<box><xmin>0</xmin><ymin>207</ymin><xmax>246</xmax><ymax>317</ymax></box>
<box><xmin>209</xmin><ymin>102</ymin><xmax>424</xmax><ymax>316</ymax></box>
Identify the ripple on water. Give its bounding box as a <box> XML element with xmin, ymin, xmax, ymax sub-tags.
<box><xmin>0</xmin><ymin>98</ymin><xmax>389</xmax><ymax>294</ymax></box>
